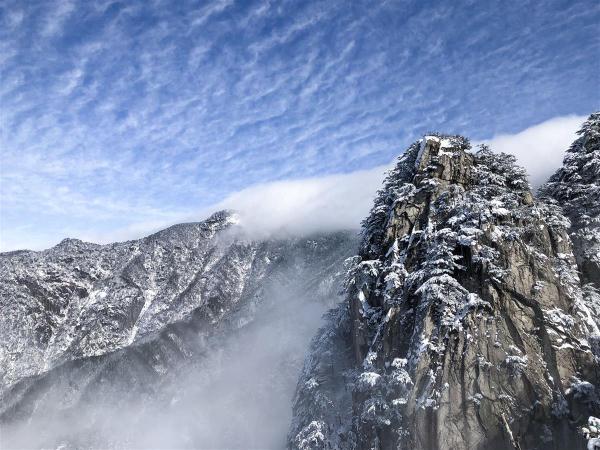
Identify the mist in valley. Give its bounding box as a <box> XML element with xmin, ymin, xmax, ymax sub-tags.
<box><xmin>1</xmin><ymin>255</ymin><xmax>346</xmax><ymax>450</ymax></box>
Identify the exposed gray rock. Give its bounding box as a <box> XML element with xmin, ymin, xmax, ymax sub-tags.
<box><xmin>290</xmin><ymin>134</ymin><xmax>600</xmax><ymax>450</ymax></box>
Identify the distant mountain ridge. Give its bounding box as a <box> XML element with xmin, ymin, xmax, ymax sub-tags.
<box><xmin>0</xmin><ymin>211</ymin><xmax>358</xmax><ymax>448</ymax></box>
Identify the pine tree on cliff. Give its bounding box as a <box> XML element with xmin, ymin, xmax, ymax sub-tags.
<box><xmin>540</xmin><ymin>112</ymin><xmax>600</xmax><ymax>360</ymax></box>
<box><xmin>540</xmin><ymin>112</ymin><xmax>600</xmax><ymax>287</ymax></box>
<box><xmin>360</xmin><ymin>142</ymin><xmax>420</xmax><ymax>260</ymax></box>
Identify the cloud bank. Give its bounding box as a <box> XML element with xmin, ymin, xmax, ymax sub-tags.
<box><xmin>213</xmin><ymin>114</ymin><xmax>585</xmax><ymax>239</ymax></box>
<box><xmin>478</xmin><ymin>115</ymin><xmax>585</xmax><ymax>188</ymax></box>
<box><xmin>215</xmin><ymin>164</ymin><xmax>388</xmax><ymax>238</ymax></box>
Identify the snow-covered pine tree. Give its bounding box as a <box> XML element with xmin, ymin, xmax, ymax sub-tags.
<box><xmin>540</xmin><ymin>112</ymin><xmax>600</xmax><ymax>288</ymax></box>
<box><xmin>360</xmin><ymin>142</ymin><xmax>421</xmax><ymax>260</ymax></box>
<box><xmin>540</xmin><ymin>112</ymin><xmax>600</xmax><ymax>365</ymax></box>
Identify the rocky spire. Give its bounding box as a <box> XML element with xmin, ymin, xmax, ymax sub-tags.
<box><xmin>290</xmin><ymin>135</ymin><xmax>599</xmax><ymax>450</ymax></box>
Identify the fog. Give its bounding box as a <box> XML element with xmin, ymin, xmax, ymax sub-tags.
<box><xmin>214</xmin><ymin>165</ymin><xmax>387</xmax><ymax>240</ymax></box>
<box><xmin>2</xmin><ymin>260</ymin><xmax>344</xmax><ymax>449</ymax></box>
<box><xmin>477</xmin><ymin>114</ymin><xmax>584</xmax><ymax>188</ymax></box>
<box><xmin>214</xmin><ymin>113</ymin><xmax>584</xmax><ymax>241</ymax></box>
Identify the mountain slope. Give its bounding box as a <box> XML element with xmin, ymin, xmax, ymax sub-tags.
<box><xmin>0</xmin><ymin>211</ymin><xmax>358</xmax><ymax>449</ymax></box>
<box><xmin>290</xmin><ymin>134</ymin><xmax>600</xmax><ymax>450</ymax></box>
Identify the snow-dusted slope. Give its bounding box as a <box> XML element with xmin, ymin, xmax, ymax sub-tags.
<box><xmin>0</xmin><ymin>211</ymin><xmax>237</xmax><ymax>390</ymax></box>
<box><xmin>0</xmin><ymin>210</ymin><xmax>358</xmax><ymax>448</ymax></box>
<box><xmin>290</xmin><ymin>134</ymin><xmax>600</xmax><ymax>450</ymax></box>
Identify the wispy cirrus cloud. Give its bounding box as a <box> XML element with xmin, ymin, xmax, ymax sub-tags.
<box><xmin>1</xmin><ymin>0</ymin><xmax>598</xmax><ymax>251</ymax></box>
<box><xmin>6</xmin><ymin>114</ymin><xmax>580</xmax><ymax>253</ymax></box>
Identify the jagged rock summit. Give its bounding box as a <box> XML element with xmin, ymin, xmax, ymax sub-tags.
<box><xmin>290</xmin><ymin>125</ymin><xmax>600</xmax><ymax>450</ymax></box>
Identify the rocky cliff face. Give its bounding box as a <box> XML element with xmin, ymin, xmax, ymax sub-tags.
<box><xmin>0</xmin><ymin>211</ymin><xmax>358</xmax><ymax>449</ymax></box>
<box><xmin>290</xmin><ymin>125</ymin><xmax>600</xmax><ymax>449</ymax></box>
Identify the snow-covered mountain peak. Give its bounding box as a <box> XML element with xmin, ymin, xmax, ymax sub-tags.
<box><xmin>0</xmin><ymin>210</ymin><xmax>359</xmax><ymax>448</ymax></box>
<box><xmin>414</xmin><ymin>134</ymin><xmax>472</xmax><ymax>171</ymax></box>
<box><xmin>291</xmin><ymin>129</ymin><xmax>599</xmax><ymax>450</ymax></box>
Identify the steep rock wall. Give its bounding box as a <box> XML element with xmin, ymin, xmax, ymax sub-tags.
<box><xmin>290</xmin><ymin>135</ymin><xmax>600</xmax><ymax>450</ymax></box>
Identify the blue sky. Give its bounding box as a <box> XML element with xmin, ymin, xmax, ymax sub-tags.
<box><xmin>1</xmin><ymin>0</ymin><xmax>599</xmax><ymax>250</ymax></box>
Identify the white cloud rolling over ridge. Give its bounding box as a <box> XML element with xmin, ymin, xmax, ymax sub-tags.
<box><xmin>478</xmin><ymin>115</ymin><xmax>585</xmax><ymax>188</ymax></box>
<box><xmin>216</xmin><ymin>114</ymin><xmax>585</xmax><ymax>240</ymax></box>
<box><xmin>215</xmin><ymin>164</ymin><xmax>387</xmax><ymax>239</ymax></box>
<box><xmin>0</xmin><ymin>114</ymin><xmax>584</xmax><ymax>252</ymax></box>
